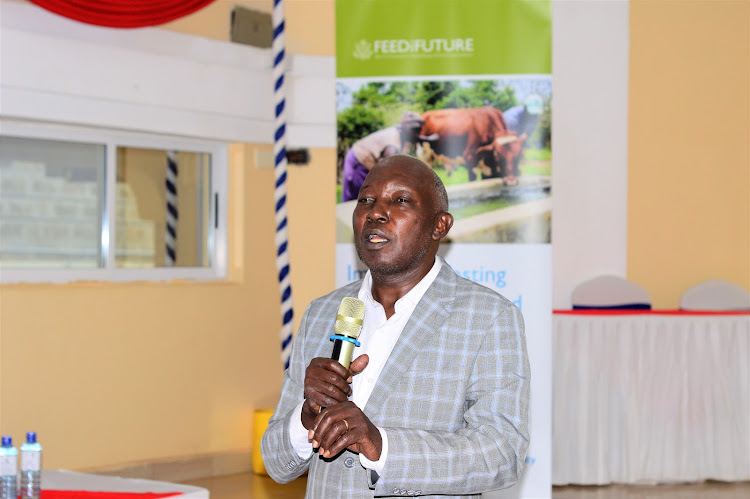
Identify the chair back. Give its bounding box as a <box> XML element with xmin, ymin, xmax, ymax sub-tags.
<box><xmin>572</xmin><ymin>275</ymin><xmax>651</xmax><ymax>310</ymax></box>
<box><xmin>680</xmin><ymin>280</ymin><xmax>750</xmax><ymax>311</ymax></box>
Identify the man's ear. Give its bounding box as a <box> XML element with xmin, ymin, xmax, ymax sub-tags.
<box><xmin>433</xmin><ymin>212</ymin><xmax>454</xmax><ymax>240</ymax></box>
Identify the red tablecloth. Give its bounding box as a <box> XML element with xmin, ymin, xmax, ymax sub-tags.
<box><xmin>40</xmin><ymin>492</ymin><xmax>182</xmax><ymax>499</ymax></box>
<box><xmin>39</xmin><ymin>470</ymin><xmax>207</xmax><ymax>499</ymax></box>
<box><xmin>554</xmin><ymin>309</ymin><xmax>749</xmax><ymax>316</ymax></box>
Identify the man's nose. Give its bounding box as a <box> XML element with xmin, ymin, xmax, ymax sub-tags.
<box><xmin>366</xmin><ymin>199</ymin><xmax>388</xmax><ymax>223</ymax></box>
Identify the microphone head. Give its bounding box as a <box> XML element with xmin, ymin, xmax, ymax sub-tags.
<box><xmin>335</xmin><ymin>297</ymin><xmax>365</xmax><ymax>339</ymax></box>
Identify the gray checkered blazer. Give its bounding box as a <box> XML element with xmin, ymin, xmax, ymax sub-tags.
<box><xmin>261</xmin><ymin>262</ymin><xmax>530</xmax><ymax>498</ymax></box>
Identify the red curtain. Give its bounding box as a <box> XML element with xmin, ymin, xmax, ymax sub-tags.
<box><xmin>29</xmin><ymin>0</ymin><xmax>217</xmax><ymax>28</ymax></box>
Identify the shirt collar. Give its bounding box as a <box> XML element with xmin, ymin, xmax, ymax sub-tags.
<box><xmin>357</xmin><ymin>256</ymin><xmax>443</xmax><ymax>311</ymax></box>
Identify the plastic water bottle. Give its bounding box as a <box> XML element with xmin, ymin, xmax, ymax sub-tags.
<box><xmin>0</xmin><ymin>436</ymin><xmax>18</xmax><ymax>499</ymax></box>
<box><xmin>20</xmin><ymin>432</ymin><xmax>42</xmax><ymax>499</ymax></box>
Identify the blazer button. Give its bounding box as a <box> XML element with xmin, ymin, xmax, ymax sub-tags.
<box><xmin>344</xmin><ymin>457</ymin><xmax>355</xmax><ymax>468</ymax></box>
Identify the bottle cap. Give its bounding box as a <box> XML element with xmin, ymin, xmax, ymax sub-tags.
<box><xmin>1</xmin><ymin>436</ymin><xmax>10</xmax><ymax>446</ymax></box>
<box><xmin>26</xmin><ymin>432</ymin><xmax>37</xmax><ymax>443</ymax></box>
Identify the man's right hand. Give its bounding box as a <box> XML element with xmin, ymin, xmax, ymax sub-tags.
<box><xmin>301</xmin><ymin>355</ymin><xmax>369</xmax><ymax>431</ymax></box>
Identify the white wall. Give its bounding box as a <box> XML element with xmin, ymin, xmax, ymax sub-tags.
<box><xmin>551</xmin><ymin>1</ymin><xmax>630</xmax><ymax>309</ymax></box>
<box><xmin>0</xmin><ymin>0</ymin><xmax>335</xmax><ymax>147</ymax></box>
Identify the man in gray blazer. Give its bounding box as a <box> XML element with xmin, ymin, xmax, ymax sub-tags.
<box><xmin>261</xmin><ymin>155</ymin><xmax>530</xmax><ymax>497</ymax></box>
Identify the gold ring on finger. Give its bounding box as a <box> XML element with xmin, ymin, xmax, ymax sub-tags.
<box><xmin>343</xmin><ymin>419</ymin><xmax>349</xmax><ymax>431</ymax></box>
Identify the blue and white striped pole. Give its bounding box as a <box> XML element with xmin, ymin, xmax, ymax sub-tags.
<box><xmin>165</xmin><ymin>150</ymin><xmax>178</xmax><ymax>266</ymax></box>
<box><xmin>272</xmin><ymin>0</ymin><xmax>294</xmax><ymax>369</ymax></box>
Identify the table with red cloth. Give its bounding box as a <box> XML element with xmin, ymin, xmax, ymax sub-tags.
<box><xmin>552</xmin><ymin>310</ymin><xmax>750</xmax><ymax>485</ymax></box>
<box><xmin>39</xmin><ymin>470</ymin><xmax>208</xmax><ymax>499</ymax></box>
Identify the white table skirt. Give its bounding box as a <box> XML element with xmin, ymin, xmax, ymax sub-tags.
<box><xmin>552</xmin><ymin>312</ymin><xmax>750</xmax><ymax>485</ymax></box>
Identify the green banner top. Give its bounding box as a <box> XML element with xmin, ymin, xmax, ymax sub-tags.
<box><xmin>335</xmin><ymin>0</ymin><xmax>551</xmax><ymax>78</ymax></box>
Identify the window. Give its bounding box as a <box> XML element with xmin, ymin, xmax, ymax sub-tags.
<box><xmin>115</xmin><ymin>147</ymin><xmax>213</xmax><ymax>269</ymax></box>
<box><xmin>0</xmin><ymin>121</ymin><xmax>227</xmax><ymax>283</ymax></box>
<box><xmin>0</xmin><ymin>136</ymin><xmax>105</xmax><ymax>269</ymax></box>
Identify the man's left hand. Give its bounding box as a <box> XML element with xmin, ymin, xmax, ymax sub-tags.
<box><xmin>308</xmin><ymin>401</ymin><xmax>383</xmax><ymax>462</ymax></box>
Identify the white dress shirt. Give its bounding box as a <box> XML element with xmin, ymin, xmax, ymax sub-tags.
<box><xmin>288</xmin><ymin>256</ymin><xmax>444</xmax><ymax>474</ymax></box>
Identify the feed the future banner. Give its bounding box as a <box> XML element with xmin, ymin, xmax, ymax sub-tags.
<box><xmin>335</xmin><ymin>1</ymin><xmax>551</xmax><ymax>497</ymax></box>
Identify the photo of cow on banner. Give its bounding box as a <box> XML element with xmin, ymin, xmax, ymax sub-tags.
<box><xmin>336</xmin><ymin>77</ymin><xmax>551</xmax><ymax>244</ymax></box>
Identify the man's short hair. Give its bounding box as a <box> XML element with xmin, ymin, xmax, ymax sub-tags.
<box><xmin>375</xmin><ymin>154</ymin><xmax>450</xmax><ymax>214</ymax></box>
<box><xmin>428</xmin><ymin>167</ymin><xmax>450</xmax><ymax>213</ymax></box>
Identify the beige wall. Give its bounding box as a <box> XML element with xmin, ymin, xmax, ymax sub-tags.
<box><xmin>0</xmin><ymin>143</ymin><xmax>334</xmax><ymax>469</ymax></box>
<box><xmin>628</xmin><ymin>0</ymin><xmax>750</xmax><ymax>307</ymax></box>
<box><xmin>161</xmin><ymin>0</ymin><xmax>335</xmax><ymax>55</ymax></box>
<box><xmin>0</xmin><ymin>1</ymin><xmax>336</xmax><ymax>470</ymax></box>
<box><xmin>1</xmin><ymin>0</ymin><xmax>748</xmax><ymax>471</ymax></box>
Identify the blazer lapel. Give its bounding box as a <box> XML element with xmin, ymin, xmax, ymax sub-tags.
<box><xmin>363</xmin><ymin>264</ymin><xmax>457</xmax><ymax>417</ymax></box>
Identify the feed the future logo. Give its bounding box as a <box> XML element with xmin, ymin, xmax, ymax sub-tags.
<box><xmin>353</xmin><ymin>40</ymin><xmax>373</xmax><ymax>60</ymax></box>
<box><xmin>353</xmin><ymin>38</ymin><xmax>474</xmax><ymax>61</ymax></box>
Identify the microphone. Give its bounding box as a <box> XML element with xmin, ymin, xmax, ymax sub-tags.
<box><xmin>330</xmin><ymin>297</ymin><xmax>365</xmax><ymax>369</ymax></box>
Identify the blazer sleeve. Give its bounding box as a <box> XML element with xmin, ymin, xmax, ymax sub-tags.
<box><xmin>260</xmin><ymin>304</ymin><xmax>314</xmax><ymax>483</ymax></box>
<box><xmin>373</xmin><ymin>301</ymin><xmax>530</xmax><ymax>496</ymax></box>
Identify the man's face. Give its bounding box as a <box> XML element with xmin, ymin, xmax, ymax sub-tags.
<box><xmin>353</xmin><ymin>160</ymin><xmax>439</xmax><ymax>276</ymax></box>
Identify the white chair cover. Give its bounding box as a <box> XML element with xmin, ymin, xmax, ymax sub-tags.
<box><xmin>572</xmin><ymin>275</ymin><xmax>651</xmax><ymax>309</ymax></box>
<box><xmin>680</xmin><ymin>280</ymin><xmax>750</xmax><ymax>311</ymax></box>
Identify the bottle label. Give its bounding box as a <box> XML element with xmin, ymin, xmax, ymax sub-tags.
<box><xmin>21</xmin><ymin>451</ymin><xmax>41</xmax><ymax>471</ymax></box>
<box><xmin>0</xmin><ymin>455</ymin><xmax>17</xmax><ymax>475</ymax></box>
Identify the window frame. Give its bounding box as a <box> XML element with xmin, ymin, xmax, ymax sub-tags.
<box><xmin>0</xmin><ymin>119</ymin><xmax>228</xmax><ymax>283</ymax></box>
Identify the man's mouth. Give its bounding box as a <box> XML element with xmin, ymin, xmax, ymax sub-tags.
<box><xmin>367</xmin><ymin>234</ymin><xmax>389</xmax><ymax>244</ymax></box>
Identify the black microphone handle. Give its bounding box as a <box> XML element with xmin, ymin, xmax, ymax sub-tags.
<box><xmin>318</xmin><ymin>337</ymin><xmax>355</xmax><ymax>414</ymax></box>
<box><xmin>330</xmin><ymin>337</ymin><xmax>355</xmax><ymax>369</ymax></box>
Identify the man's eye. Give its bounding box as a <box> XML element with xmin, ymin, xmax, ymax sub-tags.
<box><xmin>397</xmin><ymin>197</ymin><xmax>409</xmax><ymax>203</ymax></box>
<box><xmin>358</xmin><ymin>197</ymin><xmax>372</xmax><ymax>203</ymax></box>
